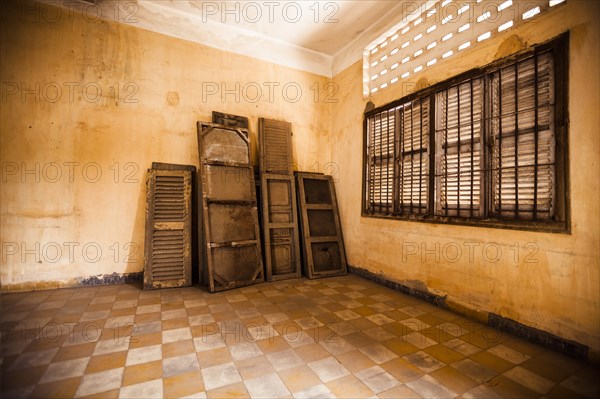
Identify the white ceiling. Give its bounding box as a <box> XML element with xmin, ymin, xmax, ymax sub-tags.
<box><xmin>83</xmin><ymin>0</ymin><xmax>413</xmax><ymax>77</ymax></box>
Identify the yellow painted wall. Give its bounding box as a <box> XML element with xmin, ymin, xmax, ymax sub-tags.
<box><xmin>0</xmin><ymin>1</ymin><xmax>330</xmax><ymax>289</ymax></box>
<box><xmin>327</xmin><ymin>0</ymin><xmax>600</xmax><ymax>353</ymax></box>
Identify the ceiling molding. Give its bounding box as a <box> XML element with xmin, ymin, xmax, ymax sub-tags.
<box><xmin>35</xmin><ymin>0</ymin><xmax>420</xmax><ymax>78</ymax></box>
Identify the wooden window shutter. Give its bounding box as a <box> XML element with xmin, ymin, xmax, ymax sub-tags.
<box><xmin>435</xmin><ymin>78</ymin><xmax>484</xmax><ymax>217</ymax></box>
<box><xmin>365</xmin><ymin>108</ymin><xmax>395</xmax><ymax>215</ymax></box>
<box><xmin>197</xmin><ymin>122</ymin><xmax>264</xmax><ymax>292</ymax></box>
<box><xmin>143</xmin><ymin>169</ymin><xmax>192</xmax><ymax>289</ymax></box>
<box><xmin>398</xmin><ymin>98</ymin><xmax>430</xmax><ymax>214</ymax></box>
<box><xmin>259</xmin><ymin>118</ymin><xmax>301</xmax><ymax>281</ymax></box>
<box><xmin>489</xmin><ymin>51</ymin><xmax>555</xmax><ymax>220</ymax></box>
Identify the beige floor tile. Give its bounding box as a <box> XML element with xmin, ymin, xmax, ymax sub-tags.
<box><xmin>201</xmin><ymin>362</ymin><xmax>242</xmax><ymax>391</ymax></box>
<box><xmin>308</xmin><ymin>356</ymin><xmax>351</xmax><ymax>383</ymax></box>
<box><xmin>75</xmin><ymin>367</ymin><xmax>124</xmax><ymax>397</ymax></box>
<box><xmin>234</xmin><ymin>355</ymin><xmax>276</xmax><ymax>380</ymax></box>
<box><xmin>405</xmin><ymin>374</ymin><xmax>458</xmax><ymax>398</ymax></box>
<box><xmin>244</xmin><ymin>372</ymin><xmax>290</xmax><ymax>397</ymax></box>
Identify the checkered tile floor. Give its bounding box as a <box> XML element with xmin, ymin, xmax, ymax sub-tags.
<box><xmin>1</xmin><ymin>275</ymin><xmax>598</xmax><ymax>398</ymax></box>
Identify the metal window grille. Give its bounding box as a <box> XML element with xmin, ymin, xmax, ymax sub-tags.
<box><xmin>363</xmin><ymin>34</ymin><xmax>566</xmax><ymax>230</ymax></box>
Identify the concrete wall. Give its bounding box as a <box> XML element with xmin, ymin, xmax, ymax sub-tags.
<box><xmin>327</xmin><ymin>0</ymin><xmax>600</xmax><ymax>354</ymax></box>
<box><xmin>0</xmin><ymin>1</ymin><xmax>330</xmax><ymax>290</ymax></box>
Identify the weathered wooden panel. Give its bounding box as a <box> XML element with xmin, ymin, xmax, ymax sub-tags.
<box><xmin>144</xmin><ymin>169</ymin><xmax>192</xmax><ymax>289</ymax></box>
<box><xmin>259</xmin><ymin>118</ymin><xmax>301</xmax><ymax>281</ymax></box>
<box><xmin>197</xmin><ymin>122</ymin><xmax>264</xmax><ymax>292</ymax></box>
<box><xmin>296</xmin><ymin>172</ymin><xmax>347</xmax><ymax>279</ymax></box>
<box><xmin>212</xmin><ymin>111</ymin><xmax>250</xmax><ymax>130</ymax></box>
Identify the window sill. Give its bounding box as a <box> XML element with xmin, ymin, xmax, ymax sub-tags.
<box><xmin>360</xmin><ymin>211</ymin><xmax>570</xmax><ymax>234</ymax></box>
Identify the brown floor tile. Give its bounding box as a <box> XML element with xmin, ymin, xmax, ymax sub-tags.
<box><xmin>469</xmin><ymin>350</ymin><xmax>514</xmax><ymax>374</ymax></box>
<box><xmin>122</xmin><ymin>360</ymin><xmax>163</xmax><ymax>386</ymax></box>
<box><xmin>86</xmin><ymin>351</ymin><xmax>127</xmax><ymax>373</ymax></box>
<box><xmin>546</xmin><ymin>384</ymin><xmax>588</xmax><ymax>399</ymax></box>
<box><xmin>378</xmin><ymin>384</ymin><xmax>421</xmax><ymax>398</ymax></box>
<box><xmin>380</xmin><ymin>358</ymin><xmax>424</xmax><ymax>383</ymax></box>
<box><xmin>197</xmin><ymin>347</ymin><xmax>233</xmax><ymax>368</ymax></box>
<box><xmin>296</xmin><ymin>342</ymin><xmax>331</xmax><ymax>363</ymax></box>
<box><xmin>23</xmin><ymin>336</ymin><xmax>66</xmax><ymax>352</ymax></box>
<box><xmin>382</xmin><ymin>321</ymin><xmax>413</xmax><ymax>336</ymax></box>
<box><xmin>206</xmin><ymin>381</ymin><xmax>249</xmax><ymax>398</ymax></box>
<box><xmin>162</xmin><ymin>317</ymin><xmax>189</xmax><ymax>331</ymax></box>
<box><xmin>30</xmin><ymin>376</ymin><xmax>81</xmax><ymax>398</ymax></box>
<box><xmin>353</xmin><ymin>306</ymin><xmax>376</xmax><ymax>317</ymax></box>
<box><xmin>128</xmin><ymin>331</ymin><xmax>162</xmax><ymax>349</ymax></box>
<box><xmin>1</xmin><ymin>365</ymin><xmax>48</xmax><ymax>390</ymax></box>
<box><xmin>135</xmin><ymin>312</ymin><xmax>162</xmax><ymax>324</ymax></box>
<box><xmin>54</xmin><ymin>342</ymin><xmax>96</xmax><ymax>361</ymax></box>
<box><xmin>163</xmin><ymin>370</ymin><xmax>204</xmax><ymax>398</ymax></box>
<box><xmin>429</xmin><ymin>365</ymin><xmax>479</xmax><ymax>394</ymax></box>
<box><xmin>256</xmin><ymin>336</ymin><xmax>291</xmax><ymax>354</ymax></box>
<box><xmin>483</xmin><ymin>375</ymin><xmax>539</xmax><ymax>399</ymax></box>
<box><xmin>326</xmin><ymin>373</ymin><xmax>375</xmax><ymax>398</ymax></box>
<box><xmin>424</xmin><ymin>343</ymin><xmax>466</xmax><ymax>364</ymax></box>
<box><xmin>279</xmin><ymin>364</ymin><xmax>322</xmax><ymax>393</ymax></box>
<box><xmin>349</xmin><ymin>317</ymin><xmax>377</xmax><ymax>331</ymax></box>
<box><xmin>335</xmin><ymin>350</ymin><xmax>377</xmax><ymax>373</ymax></box>
<box><xmin>521</xmin><ymin>350</ymin><xmax>583</xmax><ymax>381</ymax></box>
<box><xmin>343</xmin><ymin>331</ymin><xmax>378</xmax><ymax>349</ymax></box>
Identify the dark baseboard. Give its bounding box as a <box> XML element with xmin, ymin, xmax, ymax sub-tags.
<box><xmin>78</xmin><ymin>272</ymin><xmax>143</xmax><ymax>286</ymax></box>
<box><xmin>348</xmin><ymin>265</ymin><xmax>591</xmax><ymax>362</ymax></box>
<box><xmin>348</xmin><ymin>265</ymin><xmax>447</xmax><ymax>307</ymax></box>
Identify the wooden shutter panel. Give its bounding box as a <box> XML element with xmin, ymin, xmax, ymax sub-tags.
<box><xmin>489</xmin><ymin>51</ymin><xmax>555</xmax><ymax>220</ymax></box>
<box><xmin>259</xmin><ymin>118</ymin><xmax>301</xmax><ymax>281</ymax></box>
<box><xmin>197</xmin><ymin>122</ymin><xmax>264</xmax><ymax>292</ymax></box>
<box><xmin>435</xmin><ymin>78</ymin><xmax>484</xmax><ymax>217</ymax></box>
<box><xmin>398</xmin><ymin>98</ymin><xmax>429</xmax><ymax>214</ymax></box>
<box><xmin>144</xmin><ymin>169</ymin><xmax>192</xmax><ymax>289</ymax></box>
<box><xmin>296</xmin><ymin>172</ymin><xmax>347</xmax><ymax>279</ymax></box>
<box><xmin>366</xmin><ymin>109</ymin><xmax>395</xmax><ymax>214</ymax></box>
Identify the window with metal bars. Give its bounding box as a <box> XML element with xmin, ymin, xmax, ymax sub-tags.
<box><xmin>363</xmin><ymin>34</ymin><xmax>568</xmax><ymax>232</ymax></box>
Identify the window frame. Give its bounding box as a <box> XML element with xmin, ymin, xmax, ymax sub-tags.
<box><xmin>362</xmin><ymin>33</ymin><xmax>570</xmax><ymax>233</ymax></box>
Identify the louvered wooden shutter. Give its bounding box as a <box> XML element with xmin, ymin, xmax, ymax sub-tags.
<box><xmin>435</xmin><ymin>78</ymin><xmax>484</xmax><ymax>217</ymax></box>
<box><xmin>489</xmin><ymin>51</ymin><xmax>555</xmax><ymax>220</ymax></box>
<box><xmin>366</xmin><ymin>109</ymin><xmax>395</xmax><ymax>214</ymax></box>
<box><xmin>398</xmin><ymin>98</ymin><xmax>429</xmax><ymax>214</ymax></box>
<box><xmin>144</xmin><ymin>169</ymin><xmax>192</xmax><ymax>289</ymax></box>
<box><xmin>259</xmin><ymin>118</ymin><xmax>301</xmax><ymax>281</ymax></box>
